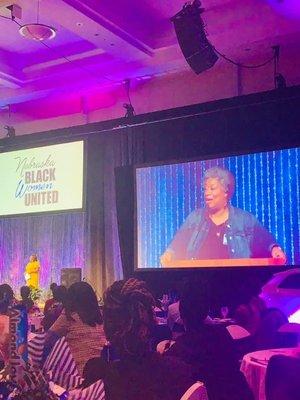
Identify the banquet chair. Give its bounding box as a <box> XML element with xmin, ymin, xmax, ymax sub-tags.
<box><xmin>226</xmin><ymin>324</ymin><xmax>251</xmax><ymax>339</ymax></box>
<box><xmin>180</xmin><ymin>381</ymin><xmax>209</xmax><ymax>400</ymax></box>
<box><xmin>226</xmin><ymin>325</ymin><xmax>253</xmax><ymax>361</ymax></box>
<box><xmin>50</xmin><ymin>376</ymin><xmax>105</xmax><ymax>400</ymax></box>
<box><xmin>43</xmin><ymin>335</ymin><xmax>83</xmax><ymax>390</ymax></box>
<box><xmin>65</xmin><ymin>379</ymin><xmax>105</xmax><ymax>400</ymax></box>
<box><xmin>45</xmin><ymin>336</ymin><xmax>106</xmax><ymax>399</ymax></box>
<box><xmin>265</xmin><ymin>354</ymin><xmax>300</xmax><ymax>400</ymax></box>
<box><xmin>28</xmin><ymin>332</ymin><xmax>47</xmax><ymax>366</ymax></box>
<box><xmin>156</xmin><ymin>339</ymin><xmax>175</xmax><ymax>354</ymax></box>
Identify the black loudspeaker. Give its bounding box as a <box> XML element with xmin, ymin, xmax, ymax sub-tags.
<box><xmin>172</xmin><ymin>1</ymin><xmax>218</xmax><ymax>74</ymax></box>
<box><xmin>60</xmin><ymin>268</ymin><xmax>82</xmax><ymax>288</ymax></box>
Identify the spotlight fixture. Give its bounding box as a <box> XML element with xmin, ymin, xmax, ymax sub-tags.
<box><xmin>272</xmin><ymin>45</ymin><xmax>287</xmax><ymax>90</ymax></box>
<box><xmin>19</xmin><ymin>23</ymin><xmax>56</xmax><ymax>41</ymax></box>
<box><xmin>4</xmin><ymin>125</ymin><xmax>16</xmax><ymax>138</ymax></box>
<box><xmin>123</xmin><ymin>79</ymin><xmax>136</xmax><ymax>118</ymax></box>
<box><xmin>275</xmin><ymin>73</ymin><xmax>287</xmax><ymax>89</ymax></box>
<box><xmin>123</xmin><ymin>103</ymin><xmax>135</xmax><ymax>118</ymax></box>
<box><xmin>171</xmin><ymin>0</ymin><xmax>218</xmax><ymax>74</ymax></box>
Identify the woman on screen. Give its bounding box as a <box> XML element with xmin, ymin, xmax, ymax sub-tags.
<box><xmin>24</xmin><ymin>254</ymin><xmax>40</xmax><ymax>289</ymax></box>
<box><xmin>161</xmin><ymin>167</ymin><xmax>286</xmax><ymax>264</ymax></box>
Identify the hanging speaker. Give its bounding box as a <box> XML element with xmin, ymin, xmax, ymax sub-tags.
<box><xmin>172</xmin><ymin>1</ymin><xmax>218</xmax><ymax>74</ymax></box>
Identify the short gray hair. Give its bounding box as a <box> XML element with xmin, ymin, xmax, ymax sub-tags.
<box><xmin>203</xmin><ymin>166</ymin><xmax>235</xmax><ymax>199</ymax></box>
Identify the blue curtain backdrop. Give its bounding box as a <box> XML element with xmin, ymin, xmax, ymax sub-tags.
<box><xmin>136</xmin><ymin>147</ymin><xmax>300</xmax><ymax>267</ymax></box>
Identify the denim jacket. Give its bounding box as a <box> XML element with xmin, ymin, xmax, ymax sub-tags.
<box><xmin>167</xmin><ymin>206</ymin><xmax>277</xmax><ymax>259</ymax></box>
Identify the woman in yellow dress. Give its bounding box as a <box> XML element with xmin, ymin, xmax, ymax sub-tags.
<box><xmin>24</xmin><ymin>254</ymin><xmax>40</xmax><ymax>289</ymax></box>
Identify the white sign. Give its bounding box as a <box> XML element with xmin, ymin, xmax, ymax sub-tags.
<box><xmin>0</xmin><ymin>141</ymin><xmax>84</xmax><ymax>216</ymax></box>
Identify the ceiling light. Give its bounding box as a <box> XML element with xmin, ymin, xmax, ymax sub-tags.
<box><xmin>19</xmin><ymin>23</ymin><xmax>56</xmax><ymax>41</ymax></box>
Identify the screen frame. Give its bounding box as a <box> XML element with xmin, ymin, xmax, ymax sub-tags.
<box><xmin>0</xmin><ymin>138</ymin><xmax>87</xmax><ymax>219</ymax></box>
<box><xmin>134</xmin><ymin>144</ymin><xmax>300</xmax><ymax>271</ymax></box>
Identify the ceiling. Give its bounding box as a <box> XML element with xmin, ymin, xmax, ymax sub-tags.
<box><xmin>0</xmin><ymin>0</ymin><xmax>299</xmax><ymax>109</ymax></box>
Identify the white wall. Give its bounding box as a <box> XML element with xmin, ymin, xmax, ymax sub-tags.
<box><xmin>1</xmin><ymin>47</ymin><xmax>299</xmax><ymax>136</ymax></box>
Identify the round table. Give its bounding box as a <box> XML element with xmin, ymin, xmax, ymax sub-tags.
<box><xmin>240</xmin><ymin>348</ymin><xmax>300</xmax><ymax>400</ymax></box>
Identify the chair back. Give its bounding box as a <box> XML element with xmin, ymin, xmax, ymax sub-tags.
<box><xmin>50</xmin><ymin>376</ymin><xmax>105</xmax><ymax>400</ymax></box>
<box><xmin>28</xmin><ymin>332</ymin><xmax>47</xmax><ymax>366</ymax></box>
<box><xmin>44</xmin><ymin>336</ymin><xmax>83</xmax><ymax>390</ymax></box>
<box><xmin>180</xmin><ymin>381</ymin><xmax>209</xmax><ymax>400</ymax></box>
<box><xmin>265</xmin><ymin>354</ymin><xmax>300</xmax><ymax>400</ymax></box>
<box><xmin>68</xmin><ymin>379</ymin><xmax>105</xmax><ymax>400</ymax></box>
<box><xmin>226</xmin><ymin>324</ymin><xmax>251</xmax><ymax>339</ymax></box>
<box><xmin>29</xmin><ymin>334</ymin><xmax>105</xmax><ymax>399</ymax></box>
<box><xmin>156</xmin><ymin>339</ymin><xmax>175</xmax><ymax>354</ymax></box>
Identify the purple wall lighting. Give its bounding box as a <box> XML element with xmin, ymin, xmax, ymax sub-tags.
<box><xmin>268</xmin><ymin>0</ymin><xmax>300</xmax><ymax>19</ymax></box>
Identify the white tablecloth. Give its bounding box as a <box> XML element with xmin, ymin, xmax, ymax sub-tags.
<box><xmin>240</xmin><ymin>348</ymin><xmax>300</xmax><ymax>400</ymax></box>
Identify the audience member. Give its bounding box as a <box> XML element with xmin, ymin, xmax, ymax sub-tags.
<box><xmin>234</xmin><ymin>295</ymin><xmax>266</xmax><ymax>335</ymax></box>
<box><xmin>253</xmin><ymin>307</ymin><xmax>289</xmax><ymax>349</ymax></box>
<box><xmin>265</xmin><ymin>354</ymin><xmax>300</xmax><ymax>400</ymax></box>
<box><xmin>0</xmin><ymin>284</ymin><xmax>13</xmax><ymax>366</ymax></box>
<box><xmin>44</xmin><ymin>281</ymin><xmax>106</xmax><ymax>375</ymax></box>
<box><xmin>20</xmin><ymin>285</ymin><xmax>34</xmax><ymax>312</ymax></box>
<box><xmin>167</xmin><ymin>300</ymin><xmax>185</xmax><ymax>339</ymax></box>
<box><xmin>83</xmin><ymin>278</ymin><xmax>193</xmax><ymax>400</ymax></box>
<box><xmin>167</xmin><ymin>300</ymin><xmax>181</xmax><ymax>330</ymax></box>
<box><xmin>42</xmin><ymin>285</ymin><xmax>67</xmax><ymax>331</ymax></box>
<box><xmin>234</xmin><ymin>281</ymin><xmax>292</xmax><ymax>350</ymax></box>
<box><xmin>0</xmin><ymin>284</ymin><xmax>15</xmax><ymax>314</ymax></box>
<box><xmin>44</xmin><ymin>282</ymin><xmax>58</xmax><ymax>314</ymax></box>
<box><xmin>166</xmin><ymin>280</ymin><xmax>254</xmax><ymax>400</ymax></box>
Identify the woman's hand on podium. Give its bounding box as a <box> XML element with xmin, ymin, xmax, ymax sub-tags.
<box><xmin>271</xmin><ymin>246</ymin><xmax>286</xmax><ymax>263</ymax></box>
<box><xmin>160</xmin><ymin>251</ymin><xmax>173</xmax><ymax>266</ymax></box>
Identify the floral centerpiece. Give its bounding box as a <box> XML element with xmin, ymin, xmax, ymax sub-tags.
<box><xmin>0</xmin><ymin>363</ymin><xmax>59</xmax><ymax>399</ymax></box>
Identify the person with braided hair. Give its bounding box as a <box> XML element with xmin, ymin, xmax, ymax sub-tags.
<box><xmin>83</xmin><ymin>278</ymin><xmax>193</xmax><ymax>400</ymax></box>
<box><xmin>45</xmin><ymin>281</ymin><xmax>106</xmax><ymax>376</ymax></box>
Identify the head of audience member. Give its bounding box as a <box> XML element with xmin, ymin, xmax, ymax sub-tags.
<box><xmin>234</xmin><ymin>278</ymin><xmax>267</xmax><ymax>334</ymax></box>
<box><xmin>20</xmin><ymin>285</ymin><xmax>31</xmax><ymax>301</ymax></box>
<box><xmin>179</xmin><ymin>281</ymin><xmax>210</xmax><ymax>331</ymax></box>
<box><xmin>42</xmin><ymin>285</ymin><xmax>68</xmax><ymax>330</ymax></box>
<box><xmin>65</xmin><ymin>281</ymin><xmax>102</xmax><ymax>327</ymax></box>
<box><xmin>0</xmin><ymin>284</ymin><xmax>14</xmax><ymax>314</ymax></box>
<box><xmin>50</xmin><ymin>282</ymin><xmax>58</xmax><ymax>294</ymax></box>
<box><xmin>53</xmin><ymin>285</ymin><xmax>67</xmax><ymax>305</ymax></box>
<box><xmin>103</xmin><ymin>278</ymin><xmax>156</xmax><ymax>358</ymax></box>
<box><xmin>20</xmin><ymin>285</ymin><xmax>34</xmax><ymax>312</ymax></box>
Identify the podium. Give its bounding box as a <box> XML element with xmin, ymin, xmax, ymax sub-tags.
<box><xmin>162</xmin><ymin>258</ymin><xmax>286</xmax><ymax>268</ymax></box>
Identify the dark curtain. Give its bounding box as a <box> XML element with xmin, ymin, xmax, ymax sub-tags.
<box><xmin>84</xmin><ymin>131</ymin><xmax>145</xmax><ymax>296</ymax></box>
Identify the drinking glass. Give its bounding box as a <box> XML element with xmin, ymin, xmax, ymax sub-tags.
<box><xmin>220</xmin><ymin>306</ymin><xmax>229</xmax><ymax>319</ymax></box>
